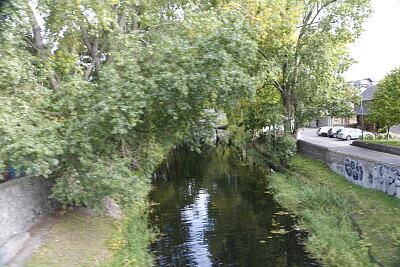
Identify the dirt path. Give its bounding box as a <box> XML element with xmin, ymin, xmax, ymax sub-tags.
<box><xmin>7</xmin><ymin>208</ymin><xmax>114</xmax><ymax>267</ymax></box>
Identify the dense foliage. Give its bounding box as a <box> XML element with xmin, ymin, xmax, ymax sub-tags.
<box><xmin>370</xmin><ymin>67</ymin><xmax>400</xmax><ymax>136</ymax></box>
<box><xmin>0</xmin><ymin>0</ymin><xmax>258</xmax><ymax>206</ymax></box>
<box><xmin>225</xmin><ymin>0</ymin><xmax>371</xmax><ymax>133</ymax></box>
<box><xmin>0</xmin><ymin>0</ymin><xmax>372</xmax><ymax>206</ymax></box>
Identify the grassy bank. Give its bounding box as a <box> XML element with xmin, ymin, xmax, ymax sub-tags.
<box><xmin>23</xmin><ymin>143</ymin><xmax>175</xmax><ymax>267</ymax></box>
<box><xmin>24</xmin><ymin>209</ymin><xmax>116</xmax><ymax>267</ymax></box>
<box><xmin>23</xmin><ymin>204</ymin><xmax>155</xmax><ymax>267</ymax></box>
<box><xmin>365</xmin><ymin>139</ymin><xmax>400</xmax><ymax>147</ymax></box>
<box><xmin>267</xmin><ymin>154</ymin><xmax>400</xmax><ymax>266</ymax></box>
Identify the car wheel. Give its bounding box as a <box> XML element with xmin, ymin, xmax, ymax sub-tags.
<box><xmin>346</xmin><ymin>135</ymin><xmax>351</xmax><ymax>141</ymax></box>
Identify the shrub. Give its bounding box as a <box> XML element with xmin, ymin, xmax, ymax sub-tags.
<box><xmin>377</xmin><ymin>132</ymin><xmax>397</xmax><ymax>140</ymax></box>
<box><xmin>378</xmin><ymin>126</ymin><xmax>387</xmax><ymax>134</ymax></box>
<box><xmin>253</xmin><ymin>133</ymin><xmax>296</xmax><ymax>170</ymax></box>
<box><xmin>388</xmin><ymin>133</ymin><xmax>397</xmax><ymax>139</ymax></box>
<box><xmin>376</xmin><ymin>133</ymin><xmax>385</xmax><ymax>140</ymax></box>
<box><xmin>362</xmin><ymin>133</ymin><xmax>375</xmax><ymax>140</ymax></box>
<box><xmin>228</xmin><ymin>125</ymin><xmax>253</xmax><ymax>148</ymax></box>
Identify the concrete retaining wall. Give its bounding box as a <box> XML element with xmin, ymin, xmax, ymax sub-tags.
<box><xmin>0</xmin><ymin>176</ymin><xmax>59</xmax><ymax>265</ymax></box>
<box><xmin>297</xmin><ymin>140</ymin><xmax>400</xmax><ymax>199</ymax></box>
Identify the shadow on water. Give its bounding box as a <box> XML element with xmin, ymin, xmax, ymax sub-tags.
<box><xmin>150</xmin><ymin>145</ymin><xmax>318</xmax><ymax>267</ymax></box>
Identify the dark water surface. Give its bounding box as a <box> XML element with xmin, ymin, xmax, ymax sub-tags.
<box><xmin>150</xmin><ymin>146</ymin><xmax>317</xmax><ymax>266</ymax></box>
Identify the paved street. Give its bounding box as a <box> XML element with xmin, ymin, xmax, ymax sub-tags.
<box><xmin>298</xmin><ymin>128</ymin><xmax>400</xmax><ymax>166</ymax></box>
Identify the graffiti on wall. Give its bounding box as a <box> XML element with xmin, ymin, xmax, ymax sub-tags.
<box><xmin>345</xmin><ymin>159</ymin><xmax>363</xmax><ymax>182</ymax></box>
<box><xmin>374</xmin><ymin>164</ymin><xmax>400</xmax><ymax>197</ymax></box>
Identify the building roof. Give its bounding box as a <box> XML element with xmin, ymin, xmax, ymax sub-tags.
<box><xmin>361</xmin><ymin>85</ymin><xmax>378</xmax><ymax>101</ymax></box>
<box><xmin>352</xmin><ymin>78</ymin><xmax>375</xmax><ymax>88</ymax></box>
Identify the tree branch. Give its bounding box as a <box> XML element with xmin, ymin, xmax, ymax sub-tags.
<box><xmin>257</xmin><ymin>49</ymin><xmax>269</xmax><ymax>61</ymax></box>
<box><xmin>273</xmin><ymin>80</ymin><xmax>283</xmax><ymax>93</ymax></box>
<box><xmin>28</xmin><ymin>6</ymin><xmax>59</xmax><ymax>90</ymax></box>
<box><xmin>84</xmin><ymin>63</ymin><xmax>94</xmax><ymax>80</ymax></box>
<box><xmin>228</xmin><ymin>4</ymin><xmax>260</xmax><ymax>21</ymax></box>
<box><xmin>149</xmin><ymin>22</ymin><xmax>178</xmax><ymax>28</ymax></box>
<box><xmin>80</xmin><ymin>26</ymin><xmax>93</xmax><ymax>54</ymax></box>
<box><xmin>24</xmin><ymin>37</ymin><xmax>39</xmax><ymax>51</ymax></box>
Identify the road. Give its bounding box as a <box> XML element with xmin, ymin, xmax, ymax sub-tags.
<box><xmin>298</xmin><ymin>128</ymin><xmax>400</xmax><ymax>166</ymax></box>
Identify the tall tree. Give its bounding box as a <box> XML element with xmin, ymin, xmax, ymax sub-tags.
<box><xmin>369</xmin><ymin>67</ymin><xmax>400</xmax><ymax>137</ymax></box>
<box><xmin>226</xmin><ymin>0</ymin><xmax>371</xmax><ymax>133</ymax></box>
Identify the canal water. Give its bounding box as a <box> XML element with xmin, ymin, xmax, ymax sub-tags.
<box><xmin>150</xmin><ymin>146</ymin><xmax>317</xmax><ymax>266</ymax></box>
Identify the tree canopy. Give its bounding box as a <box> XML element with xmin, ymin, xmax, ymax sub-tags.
<box><xmin>0</xmin><ymin>0</ymin><xmax>258</xmax><ymax>206</ymax></box>
<box><xmin>0</xmin><ymin>0</ymin><xmax>372</xmax><ymax>206</ymax></box>
<box><xmin>370</xmin><ymin>67</ymin><xmax>400</xmax><ymax>133</ymax></box>
<box><xmin>225</xmin><ymin>0</ymin><xmax>371</xmax><ymax>133</ymax></box>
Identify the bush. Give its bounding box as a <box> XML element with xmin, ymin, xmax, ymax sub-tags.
<box><xmin>376</xmin><ymin>132</ymin><xmax>397</xmax><ymax>140</ymax></box>
<box><xmin>362</xmin><ymin>133</ymin><xmax>375</xmax><ymax>140</ymax></box>
<box><xmin>228</xmin><ymin>125</ymin><xmax>253</xmax><ymax>148</ymax></box>
<box><xmin>253</xmin><ymin>133</ymin><xmax>296</xmax><ymax>170</ymax></box>
<box><xmin>376</xmin><ymin>133</ymin><xmax>385</xmax><ymax>140</ymax></box>
<box><xmin>378</xmin><ymin>126</ymin><xmax>387</xmax><ymax>134</ymax></box>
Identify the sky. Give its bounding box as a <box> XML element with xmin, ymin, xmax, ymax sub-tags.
<box><xmin>343</xmin><ymin>0</ymin><xmax>400</xmax><ymax>82</ymax></box>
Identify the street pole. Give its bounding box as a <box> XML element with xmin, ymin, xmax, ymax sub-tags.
<box><xmin>361</xmin><ymin>100</ymin><xmax>364</xmax><ymax>140</ymax></box>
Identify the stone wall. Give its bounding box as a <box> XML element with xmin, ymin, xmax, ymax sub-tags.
<box><xmin>0</xmin><ymin>176</ymin><xmax>59</xmax><ymax>265</ymax></box>
<box><xmin>297</xmin><ymin>140</ymin><xmax>400</xmax><ymax>199</ymax></box>
<box><xmin>352</xmin><ymin>140</ymin><xmax>400</xmax><ymax>156</ymax></box>
<box><xmin>297</xmin><ymin>140</ymin><xmax>330</xmax><ymax>163</ymax></box>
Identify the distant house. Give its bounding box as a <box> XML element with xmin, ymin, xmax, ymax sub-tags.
<box><xmin>354</xmin><ymin>85</ymin><xmax>400</xmax><ymax>135</ymax></box>
<box><xmin>350</xmin><ymin>78</ymin><xmax>377</xmax><ymax>91</ymax></box>
<box><xmin>308</xmin><ymin>113</ymin><xmax>357</xmax><ymax>128</ymax></box>
<box><xmin>308</xmin><ymin>78</ymin><xmax>378</xmax><ymax>128</ymax></box>
<box><xmin>353</xmin><ymin>85</ymin><xmax>378</xmax><ymax>132</ymax></box>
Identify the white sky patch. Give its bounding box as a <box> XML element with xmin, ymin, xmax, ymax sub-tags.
<box><xmin>344</xmin><ymin>0</ymin><xmax>400</xmax><ymax>81</ymax></box>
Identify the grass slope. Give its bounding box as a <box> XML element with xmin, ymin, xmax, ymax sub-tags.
<box><xmin>24</xmin><ymin>209</ymin><xmax>116</xmax><ymax>267</ymax></box>
<box><xmin>23</xmin><ymin>204</ymin><xmax>155</xmax><ymax>267</ymax></box>
<box><xmin>268</xmin><ymin>154</ymin><xmax>400</xmax><ymax>266</ymax></box>
<box><xmin>365</xmin><ymin>140</ymin><xmax>400</xmax><ymax>147</ymax></box>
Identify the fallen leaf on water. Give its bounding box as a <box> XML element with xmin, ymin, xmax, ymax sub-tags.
<box><xmin>274</xmin><ymin>211</ymin><xmax>291</xmax><ymax>215</ymax></box>
<box><xmin>271</xmin><ymin>229</ymin><xmax>289</xmax><ymax>234</ymax></box>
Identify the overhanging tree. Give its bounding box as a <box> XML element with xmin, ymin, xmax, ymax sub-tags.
<box><xmin>0</xmin><ymin>0</ymin><xmax>259</xmax><ymax>206</ymax></box>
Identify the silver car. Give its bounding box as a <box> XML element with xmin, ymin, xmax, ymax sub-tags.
<box><xmin>337</xmin><ymin>128</ymin><xmax>373</xmax><ymax>140</ymax></box>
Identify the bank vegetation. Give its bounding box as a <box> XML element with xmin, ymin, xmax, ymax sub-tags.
<box><xmin>267</xmin><ymin>154</ymin><xmax>400</xmax><ymax>266</ymax></box>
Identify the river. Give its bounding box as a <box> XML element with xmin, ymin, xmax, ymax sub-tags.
<box><xmin>149</xmin><ymin>146</ymin><xmax>317</xmax><ymax>266</ymax></box>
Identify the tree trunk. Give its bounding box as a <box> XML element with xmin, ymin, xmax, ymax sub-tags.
<box><xmin>387</xmin><ymin>126</ymin><xmax>391</xmax><ymax>140</ymax></box>
<box><xmin>282</xmin><ymin>58</ymin><xmax>293</xmax><ymax>134</ymax></box>
<box><xmin>80</xmin><ymin>26</ymin><xmax>102</xmax><ymax>79</ymax></box>
<box><xmin>28</xmin><ymin>6</ymin><xmax>59</xmax><ymax>90</ymax></box>
<box><xmin>283</xmin><ymin>85</ymin><xmax>292</xmax><ymax>134</ymax></box>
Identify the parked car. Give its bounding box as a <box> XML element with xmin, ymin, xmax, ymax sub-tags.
<box><xmin>338</xmin><ymin>128</ymin><xmax>362</xmax><ymax>140</ymax></box>
<box><xmin>328</xmin><ymin>126</ymin><xmax>345</xmax><ymax>138</ymax></box>
<box><xmin>337</xmin><ymin>129</ymin><xmax>373</xmax><ymax>140</ymax></box>
<box><xmin>317</xmin><ymin>127</ymin><xmax>330</xmax><ymax>137</ymax></box>
<box><xmin>335</xmin><ymin>128</ymin><xmax>345</xmax><ymax>138</ymax></box>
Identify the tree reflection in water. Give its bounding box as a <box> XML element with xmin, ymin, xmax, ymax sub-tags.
<box><xmin>150</xmin><ymin>146</ymin><xmax>317</xmax><ymax>267</ymax></box>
